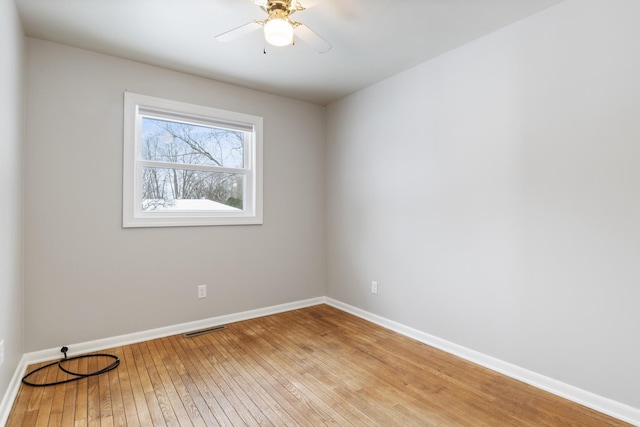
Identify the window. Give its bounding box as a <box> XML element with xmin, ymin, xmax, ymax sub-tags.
<box><xmin>123</xmin><ymin>92</ymin><xmax>263</xmax><ymax>227</ymax></box>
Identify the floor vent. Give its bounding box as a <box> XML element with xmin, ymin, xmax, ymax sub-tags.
<box><xmin>183</xmin><ymin>325</ymin><xmax>227</xmax><ymax>338</ymax></box>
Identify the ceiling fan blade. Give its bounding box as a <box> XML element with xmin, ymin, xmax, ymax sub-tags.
<box><xmin>215</xmin><ymin>21</ymin><xmax>262</xmax><ymax>42</ymax></box>
<box><xmin>294</xmin><ymin>24</ymin><xmax>332</xmax><ymax>53</ymax></box>
<box><xmin>289</xmin><ymin>0</ymin><xmax>305</xmax><ymax>12</ymax></box>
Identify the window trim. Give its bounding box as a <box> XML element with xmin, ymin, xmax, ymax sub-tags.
<box><xmin>123</xmin><ymin>92</ymin><xmax>263</xmax><ymax>228</ymax></box>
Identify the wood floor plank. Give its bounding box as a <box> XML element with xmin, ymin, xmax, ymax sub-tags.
<box><xmin>130</xmin><ymin>342</ymin><xmax>169</xmax><ymax>426</ymax></box>
<box><xmin>164</xmin><ymin>335</ymin><xmax>235</xmax><ymax>426</ymax></box>
<box><xmin>6</xmin><ymin>362</ymin><xmax>49</xmax><ymax>426</ymax></box>
<box><xmin>201</xmin><ymin>331</ymin><xmax>296</xmax><ymax>426</ymax></box>
<box><xmin>45</xmin><ymin>365</ymin><xmax>66</xmax><ymax>427</ymax></box>
<box><xmin>174</xmin><ymin>335</ymin><xmax>250</xmax><ymax>425</ymax></box>
<box><xmin>33</xmin><ymin>359</ymin><xmax>62</xmax><ymax>427</ymax></box>
<box><xmin>103</xmin><ymin>352</ymin><xmax>125</xmax><ymax>426</ymax></box>
<box><xmin>254</xmin><ymin>312</ymin><xmax>421</xmax><ymax>426</ymax></box>
<box><xmin>281</xmin><ymin>308</ymin><xmax>487</xmax><ymax>425</ymax></box>
<box><xmin>243</xmin><ymin>318</ymin><xmax>398</xmax><ymax>426</ymax></box>
<box><xmin>85</xmin><ymin>353</ymin><xmax>101</xmax><ymax>427</ymax></box>
<box><xmin>73</xmin><ymin>355</ymin><xmax>89</xmax><ymax>426</ymax></box>
<box><xmin>109</xmin><ymin>346</ymin><xmax>140</xmax><ymax>427</ymax></box>
<box><xmin>191</xmin><ymin>338</ymin><xmax>263</xmax><ymax>425</ymax></box>
<box><xmin>155</xmin><ymin>337</ymin><xmax>216</xmax><ymax>426</ymax></box>
<box><xmin>146</xmin><ymin>338</ymin><xmax>203</xmax><ymax>427</ymax></box>
<box><xmin>19</xmin><ymin>409</ymin><xmax>39</xmax><ymax>427</ymax></box>
<box><xmin>25</xmin><ymin>362</ymin><xmax>49</xmax><ymax>412</ymax></box>
<box><xmin>120</xmin><ymin>344</ymin><xmax>151</xmax><ymax>426</ymax></box>
<box><xmin>59</xmin><ymin>357</ymin><xmax>79</xmax><ymax>427</ymax></box>
<box><xmin>7</xmin><ymin>305</ymin><xmax>633</xmax><ymax>427</ymax></box>
<box><xmin>213</xmin><ymin>327</ymin><xmax>327</xmax><ymax>426</ymax></box>
<box><xmin>98</xmin><ymin>355</ymin><xmax>116</xmax><ymax>425</ymax></box>
<box><xmin>208</xmin><ymin>330</ymin><xmax>306</xmax><ymax>426</ymax></box>
<box><xmin>139</xmin><ymin>341</ymin><xmax>182</xmax><ymax>427</ymax></box>
<box><xmin>6</xmin><ymin>385</ymin><xmax>31</xmax><ymax>426</ymax></box>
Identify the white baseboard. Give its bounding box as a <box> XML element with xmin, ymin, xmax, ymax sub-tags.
<box><xmin>0</xmin><ymin>296</ymin><xmax>325</xmax><ymax>425</ymax></box>
<box><xmin>0</xmin><ymin>355</ymin><xmax>27</xmax><ymax>427</ymax></box>
<box><xmin>325</xmin><ymin>298</ymin><xmax>640</xmax><ymax>426</ymax></box>
<box><xmin>2</xmin><ymin>296</ymin><xmax>638</xmax><ymax>426</ymax></box>
<box><xmin>23</xmin><ymin>297</ymin><xmax>326</xmax><ymax>365</ymax></box>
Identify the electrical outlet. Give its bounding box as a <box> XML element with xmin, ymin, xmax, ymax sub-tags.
<box><xmin>198</xmin><ymin>284</ymin><xmax>207</xmax><ymax>299</ymax></box>
<box><xmin>0</xmin><ymin>339</ymin><xmax>4</xmax><ymax>366</ymax></box>
<box><xmin>371</xmin><ymin>281</ymin><xmax>378</xmax><ymax>294</ymax></box>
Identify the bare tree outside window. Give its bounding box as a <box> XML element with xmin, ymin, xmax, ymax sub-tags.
<box><xmin>141</xmin><ymin>118</ymin><xmax>244</xmax><ymax>211</ymax></box>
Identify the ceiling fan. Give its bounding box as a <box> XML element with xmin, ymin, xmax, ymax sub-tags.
<box><xmin>215</xmin><ymin>0</ymin><xmax>332</xmax><ymax>53</ymax></box>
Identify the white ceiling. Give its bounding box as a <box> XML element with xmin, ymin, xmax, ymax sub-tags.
<box><xmin>15</xmin><ymin>0</ymin><xmax>564</xmax><ymax>105</ymax></box>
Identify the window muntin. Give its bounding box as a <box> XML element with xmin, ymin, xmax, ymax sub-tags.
<box><xmin>123</xmin><ymin>93</ymin><xmax>262</xmax><ymax>227</ymax></box>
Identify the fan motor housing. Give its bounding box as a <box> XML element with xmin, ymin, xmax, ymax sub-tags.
<box><xmin>265</xmin><ymin>0</ymin><xmax>303</xmax><ymax>14</ymax></box>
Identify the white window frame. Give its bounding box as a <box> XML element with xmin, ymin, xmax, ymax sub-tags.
<box><xmin>123</xmin><ymin>92</ymin><xmax>263</xmax><ymax>228</ymax></box>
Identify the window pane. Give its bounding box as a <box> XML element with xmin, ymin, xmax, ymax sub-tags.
<box><xmin>124</xmin><ymin>92</ymin><xmax>262</xmax><ymax>227</ymax></box>
<box><xmin>142</xmin><ymin>117</ymin><xmax>244</xmax><ymax>168</ymax></box>
<box><xmin>142</xmin><ymin>167</ymin><xmax>244</xmax><ymax>211</ymax></box>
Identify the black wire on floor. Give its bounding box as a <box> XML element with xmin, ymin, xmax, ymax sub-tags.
<box><xmin>22</xmin><ymin>346</ymin><xmax>120</xmax><ymax>387</ymax></box>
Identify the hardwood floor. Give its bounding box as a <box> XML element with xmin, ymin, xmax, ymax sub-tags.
<box><xmin>7</xmin><ymin>304</ymin><xmax>629</xmax><ymax>426</ymax></box>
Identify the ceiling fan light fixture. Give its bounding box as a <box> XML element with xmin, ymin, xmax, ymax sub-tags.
<box><xmin>264</xmin><ymin>17</ymin><xmax>294</xmax><ymax>46</ymax></box>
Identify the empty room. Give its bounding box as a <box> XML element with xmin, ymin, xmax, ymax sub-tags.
<box><xmin>1</xmin><ymin>0</ymin><xmax>639</xmax><ymax>425</ymax></box>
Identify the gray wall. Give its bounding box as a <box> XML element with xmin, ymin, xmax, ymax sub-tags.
<box><xmin>12</xmin><ymin>0</ymin><xmax>640</xmax><ymax>415</ymax></box>
<box><xmin>24</xmin><ymin>39</ymin><xmax>326</xmax><ymax>351</ymax></box>
<box><xmin>326</xmin><ymin>0</ymin><xmax>640</xmax><ymax>409</ymax></box>
<box><xmin>0</xmin><ymin>0</ymin><xmax>24</xmax><ymax>400</ymax></box>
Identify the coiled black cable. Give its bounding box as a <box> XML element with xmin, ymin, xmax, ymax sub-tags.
<box><xmin>22</xmin><ymin>346</ymin><xmax>120</xmax><ymax>387</ymax></box>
